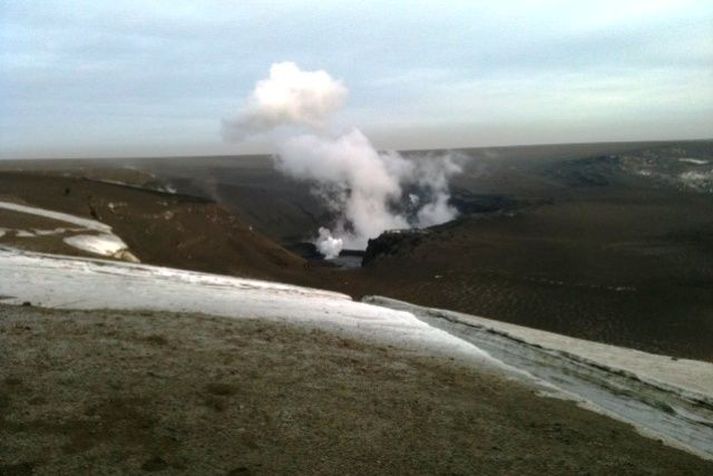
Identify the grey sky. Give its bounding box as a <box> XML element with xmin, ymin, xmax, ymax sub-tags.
<box><xmin>1</xmin><ymin>0</ymin><xmax>711</xmax><ymax>158</ymax></box>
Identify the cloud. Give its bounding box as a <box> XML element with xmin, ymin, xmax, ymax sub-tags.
<box><xmin>4</xmin><ymin>2</ymin><xmax>711</xmax><ymax>159</ymax></box>
<box><xmin>221</xmin><ymin>61</ymin><xmax>347</xmax><ymax>141</ymax></box>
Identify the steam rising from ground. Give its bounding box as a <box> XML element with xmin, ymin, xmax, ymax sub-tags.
<box><xmin>315</xmin><ymin>227</ymin><xmax>343</xmax><ymax>259</ymax></box>
<box><xmin>223</xmin><ymin>62</ymin><xmax>462</xmax><ymax>257</ymax></box>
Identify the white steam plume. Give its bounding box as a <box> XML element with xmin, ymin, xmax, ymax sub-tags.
<box><xmin>222</xmin><ymin>62</ymin><xmax>347</xmax><ymax>141</ymax></box>
<box><xmin>223</xmin><ymin>62</ymin><xmax>462</xmax><ymax>258</ymax></box>
<box><xmin>276</xmin><ymin>129</ymin><xmax>460</xmax><ymax>249</ymax></box>
<box><xmin>316</xmin><ymin>227</ymin><xmax>343</xmax><ymax>259</ymax></box>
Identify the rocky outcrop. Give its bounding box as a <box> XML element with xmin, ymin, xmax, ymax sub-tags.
<box><xmin>362</xmin><ymin>229</ymin><xmax>429</xmax><ymax>266</ymax></box>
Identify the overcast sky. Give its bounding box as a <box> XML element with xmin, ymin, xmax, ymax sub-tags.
<box><xmin>1</xmin><ymin>0</ymin><xmax>711</xmax><ymax>158</ymax></box>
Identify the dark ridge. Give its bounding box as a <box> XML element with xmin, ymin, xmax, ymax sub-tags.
<box><xmin>448</xmin><ymin>190</ymin><xmax>529</xmax><ymax>214</ymax></box>
<box><xmin>363</xmin><ymin>230</ymin><xmax>430</xmax><ymax>266</ymax></box>
<box><xmin>79</xmin><ymin>177</ymin><xmax>216</xmax><ymax>204</ymax></box>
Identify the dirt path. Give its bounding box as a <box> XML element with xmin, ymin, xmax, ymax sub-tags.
<box><xmin>1</xmin><ymin>305</ymin><xmax>710</xmax><ymax>475</ymax></box>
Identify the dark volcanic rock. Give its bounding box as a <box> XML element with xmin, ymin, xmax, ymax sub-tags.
<box><xmin>284</xmin><ymin>241</ymin><xmax>322</xmax><ymax>260</ymax></box>
<box><xmin>363</xmin><ymin>230</ymin><xmax>428</xmax><ymax>266</ymax></box>
<box><xmin>546</xmin><ymin>155</ymin><xmax>622</xmax><ymax>187</ymax></box>
<box><xmin>449</xmin><ymin>191</ymin><xmax>522</xmax><ymax>214</ymax></box>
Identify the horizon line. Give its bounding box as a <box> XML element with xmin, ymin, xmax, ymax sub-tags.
<box><xmin>1</xmin><ymin>137</ymin><xmax>711</xmax><ymax>162</ymax></box>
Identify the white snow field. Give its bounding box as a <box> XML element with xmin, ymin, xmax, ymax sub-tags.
<box><xmin>1</xmin><ymin>246</ymin><xmax>711</xmax><ymax>460</ymax></box>
<box><xmin>0</xmin><ymin>247</ymin><xmax>497</xmax><ymax>367</ymax></box>
<box><xmin>0</xmin><ymin>201</ymin><xmax>137</xmax><ymax>261</ymax></box>
<box><xmin>366</xmin><ymin>296</ymin><xmax>713</xmax><ymax>461</ymax></box>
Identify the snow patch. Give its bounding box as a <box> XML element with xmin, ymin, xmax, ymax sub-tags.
<box><xmin>63</xmin><ymin>234</ymin><xmax>129</xmax><ymax>257</ymax></box>
<box><xmin>0</xmin><ymin>201</ymin><xmax>112</xmax><ymax>232</ymax></box>
<box><xmin>0</xmin><ymin>201</ymin><xmax>138</xmax><ymax>262</ymax></box>
<box><xmin>32</xmin><ymin>227</ymin><xmax>83</xmax><ymax>236</ymax></box>
<box><xmin>0</xmin><ymin>248</ymin><xmax>497</xmax><ymax>367</ymax></box>
<box><xmin>678</xmin><ymin>158</ymin><xmax>709</xmax><ymax>165</ymax></box>
<box><xmin>679</xmin><ymin>170</ymin><xmax>713</xmax><ymax>192</ymax></box>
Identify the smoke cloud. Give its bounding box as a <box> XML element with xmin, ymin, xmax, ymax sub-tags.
<box><xmin>223</xmin><ymin>62</ymin><xmax>462</xmax><ymax>258</ymax></box>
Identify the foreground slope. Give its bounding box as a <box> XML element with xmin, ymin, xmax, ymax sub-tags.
<box><xmin>0</xmin><ymin>248</ymin><xmax>713</xmax><ymax>472</ymax></box>
<box><xmin>3</xmin><ymin>306</ymin><xmax>712</xmax><ymax>475</ymax></box>
<box><xmin>368</xmin><ymin>297</ymin><xmax>713</xmax><ymax>460</ymax></box>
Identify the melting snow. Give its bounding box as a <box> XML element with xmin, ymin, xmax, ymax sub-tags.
<box><xmin>367</xmin><ymin>296</ymin><xmax>713</xmax><ymax>461</ymax></box>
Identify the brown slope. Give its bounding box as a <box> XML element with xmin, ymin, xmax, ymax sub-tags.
<box><xmin>0</xmin><ymin>171</ymin><xmax>307</xmax><ymax>282</ymax></box>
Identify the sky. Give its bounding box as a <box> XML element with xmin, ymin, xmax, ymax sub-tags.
<box><xmin>1</xmin><ymin>0</ymin><xmax>711</xmax><ymax>159</ymax></box>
